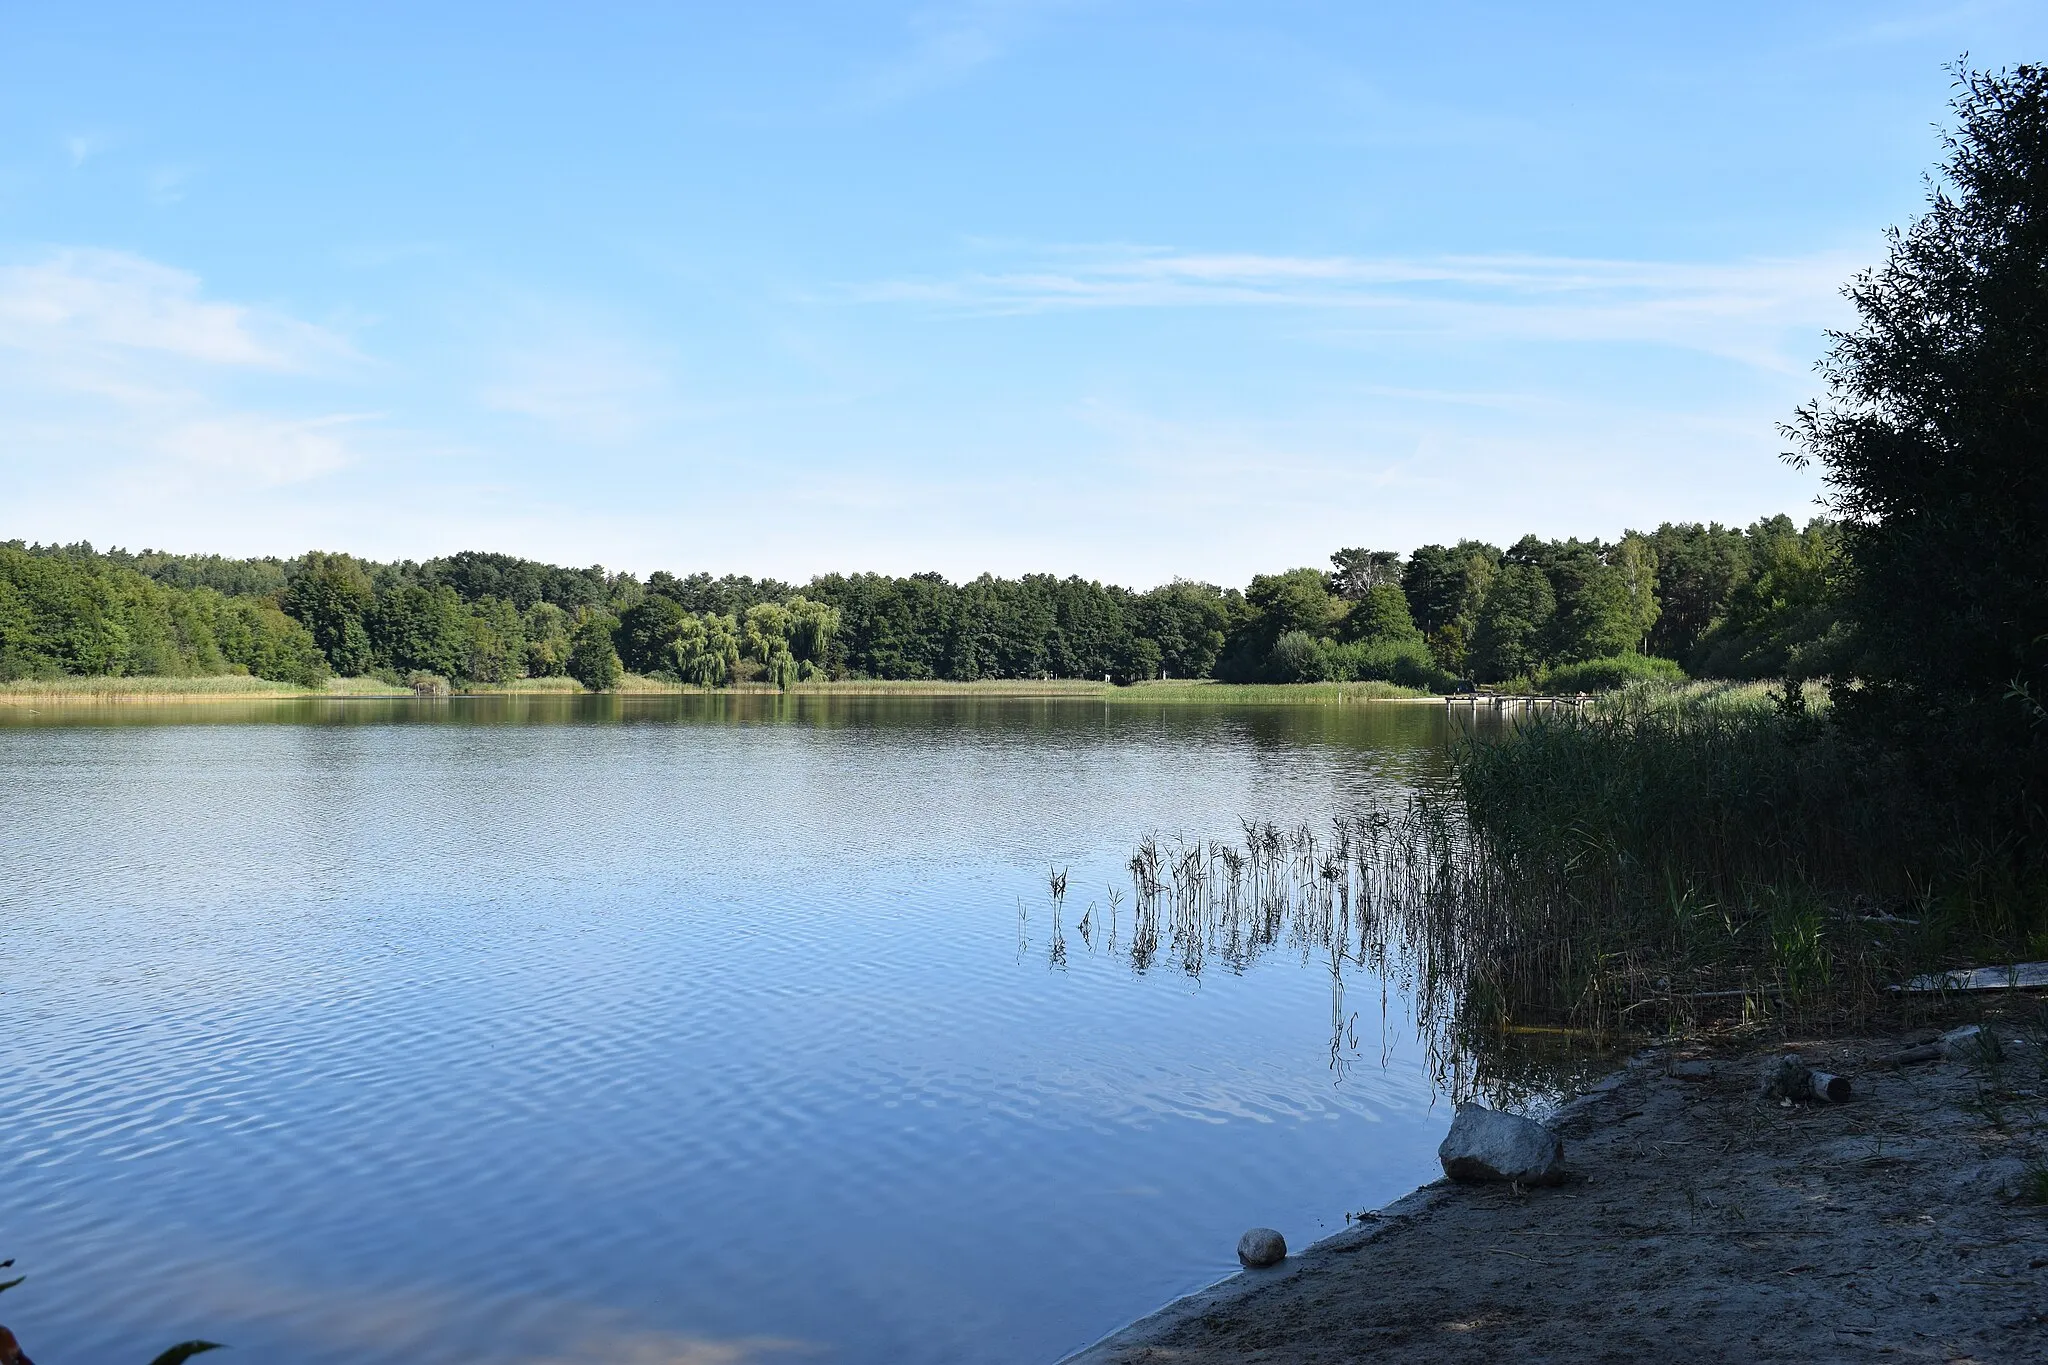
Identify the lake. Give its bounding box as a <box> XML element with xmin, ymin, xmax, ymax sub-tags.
<box><xmin>0</xmin><ymin>695</ymin><xmax>1487</xmax><ymax>1365</ymax></box>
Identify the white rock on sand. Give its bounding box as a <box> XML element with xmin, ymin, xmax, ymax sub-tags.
<box><xmin>1436</xmin><ymin>1103</ymin><xmax>1567</xmax><ymax>1186</ymax></box>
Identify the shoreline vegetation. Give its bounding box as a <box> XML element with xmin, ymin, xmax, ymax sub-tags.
<box><xmin>3</xmin><ymin>518</ymin><xmax>1829</xmax><ymax>702</ymax></box>
<box><xmin>0</xmin><ymin>528</ymin><xmax>1808</xmax><ymax>699</ymax></box>
<box><xmin>0</xmin><ymin>675</ymin><xmax>1439</xmax><ymax>705</ymax></box>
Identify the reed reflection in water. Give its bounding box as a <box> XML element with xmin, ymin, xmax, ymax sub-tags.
<box><xmin>1103</xmin><ymin>806</ymin><xmax>1622</xmax><ymax>1106</ymax></box>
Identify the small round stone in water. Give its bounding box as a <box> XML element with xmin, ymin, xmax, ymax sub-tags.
<box><xmin>1236</xmin><ymin>1227</ymin><xmax>1286</xmax><ymax>1268</ymax></box>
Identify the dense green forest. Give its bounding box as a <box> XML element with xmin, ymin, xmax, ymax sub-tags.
<box><xmin>1</xmin><ymin>516</ymin><xmax>1838</xmax><ymax>692</ymax></box>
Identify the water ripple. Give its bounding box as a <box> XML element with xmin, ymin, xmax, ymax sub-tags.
<box><xmin>0</xmin><ymin>698</ymin><xmax>1457</xmax><ymax>1364</ymax></box>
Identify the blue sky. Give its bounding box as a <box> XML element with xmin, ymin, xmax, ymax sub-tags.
<box><xmin>2</xmin><ymin>2</ymin><xmax>2043</xmax><ymax>586</ymax></box>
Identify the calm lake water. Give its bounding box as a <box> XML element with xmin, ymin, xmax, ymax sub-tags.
<box><xmin>1</xmin><ymin>695</ymin><xmax>1483</xmax><ymax>1365</ymax></box>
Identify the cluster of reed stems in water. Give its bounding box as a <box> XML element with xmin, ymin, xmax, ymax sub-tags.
<box><xmin>1030</xmin><ymin>805</ymin><xmax>1505</xmax><ymax>1087</ymax></box>
<box><xmin>1032</xmin><ymin>684</ymin><xmax>2008</xmax><ymax>1093</ymax></box>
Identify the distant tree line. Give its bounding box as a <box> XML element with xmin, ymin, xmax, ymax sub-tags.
<box><xmin>1</xmin><ymin>519</ymin><xmax>1842</xmax><ymax>692</ymax></box>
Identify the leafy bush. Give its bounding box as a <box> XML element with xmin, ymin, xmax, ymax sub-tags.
<box><xmin>1539</xmin><ymin>653</ymin><xmax>1683</xmax><ymax>693</ymax></box>
<box><xmin>1267</xmin><ymin>630</ymin><xmax>1330</xmax><ymax>681</ymax></box>
<box><xmin>1326</xmin><ymin>637</ymin><xmax>1449</xmax><ymax>690</ymax></box>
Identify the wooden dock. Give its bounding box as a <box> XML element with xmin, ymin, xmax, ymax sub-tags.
<box><xmin>1444</xmin><ymin>692</ymin><xmax>1592</xmax><ymax>711</ymax></box>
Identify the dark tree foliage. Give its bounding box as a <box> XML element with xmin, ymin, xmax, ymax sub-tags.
<box><xmin>1125</xmin><ymin>580</ymin><xmax>1236</xmax><ymax>680</ymax></box>
<box><xmin>1402</xmin><ymin>542</ymin><xmax>1498</xmax><ymax>636</ymax></box>
<box><xmin>949</xmin><ymin>574</ymin><xmax>1061</xmax><ymax>679</ymax></box>
<box><xmin>566</xmin><ymin>612</ymin><xmax>623</xmax><ymax>691</ymax></box>
<box><xmin>1044</xmin><ymin>575</ymin><xmax>1126</xmax><ymax>678</ymax></box>
<box><xmin>421</xmin><ymin>551</ymin><xmax>612</xmax><ymax>612</ymax></box>
<box><xmin>808</xmin><ymin>573</ymin><xmax>956</xmax><ymax>679</ymax></box>
<box><xmin>1471</xmin><ymin>561</ymin><xmax>1554</xmax><ymax>682</ymax></box>
<box><xmin>368</xmin><ymin>583</ymin><xmax>471</xmax><ymax>679</ymax></box>
<box><xmin>646</xmin><ymin>571</ymin><xmax>795</xmax><ymax>618</ymax></box>
<box><xmin>1688</xmin><ymin>518</ymin><xmax>1843</xmax><ymax>680</ymax></box>
<box><xmin>1216</xmin><ymin>569</ymin><xmax>1333</xmax><ymax>681</ymax></box>
<box><xmin>282</xmin><ymin>552</ymin><xmax>376</xmax><ymax>675</ymax></box>
<box><xmin>1645</xmin><ymin>522</ymin><xmax>1751</xmax><ymax>663</ymax></box>
<box><xmin>617</xmin><ymin>594</ymin><xmax>693</xmax><ymax>675</ymax></box>
<box><xmin>1787</xmin><ymin>63</ymin><xmax>2048</xmax><ymax>821</ymax></box>
<box><xmin>1542</xmin><ymin>540</ymin><xmax>1637</xmax><ymax>664</ymax></box>
<box><xmin>1336</xmin><ymin>583</ymin><xmax>1422</xmax><ymax>646</ymax></box>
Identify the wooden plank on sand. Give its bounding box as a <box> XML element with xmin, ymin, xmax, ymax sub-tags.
<box><xmin>1893</xmin><ymin>961</ymin><xmax>2048</xmax><ymax>993</ymax></box>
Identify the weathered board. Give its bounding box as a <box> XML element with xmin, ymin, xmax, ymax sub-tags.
<box><xmin>1893</xmin><ymin>961</ymin><xmax>2048</xmax><ymax>993</ymax></box>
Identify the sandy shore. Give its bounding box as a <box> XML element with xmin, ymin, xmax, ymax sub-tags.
<box><xmin>1068</xmin><ymin>1029</ymin><xmax>2048</xmax><ymax>1363</ymax></box>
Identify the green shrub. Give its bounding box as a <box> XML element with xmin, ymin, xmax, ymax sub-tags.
<box><xmin>1268</xmin><ymin>630</ymin><xmax>1330</xmax><ymax>681</ymax></box>
<box><xmin>1326</xmin><ymin>637</ymin><xmax>1450</xmax><ymax>691</ymax></box>
<box><xmin>566</xmin><ymin>613</ymin><xmax>623</xmax><ymax>691</ymax></box>
<box><xmin>1539</xmin><ymin>653</ymin><xmax>1683</xmax><ymax>693</ymax></box>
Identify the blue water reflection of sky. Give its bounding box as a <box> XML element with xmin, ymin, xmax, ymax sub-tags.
<box><xmin>1</xmin><ymin>700</ymin><xmax>1463</xmax><ymax>1364</ymax></box>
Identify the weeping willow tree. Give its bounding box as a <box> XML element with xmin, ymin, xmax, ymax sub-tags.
<box><xmin>672</xmin><ymin>612</ymin><xmax>741</xmax><ymax>687</ymax></box>
<box><xmin>740</xmin><ymin>596</ymin><xmax>840</xmax><ymax>689</ymax></box>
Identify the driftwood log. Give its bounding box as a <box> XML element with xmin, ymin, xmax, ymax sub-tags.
<box><xmin>1761</xmin><ymin>1055</ymin><xmax>1853</xmax><ymax>1104</ymax></box>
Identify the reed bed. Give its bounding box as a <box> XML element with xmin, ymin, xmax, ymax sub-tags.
<box><xmin>0</xmin><ymin>674</ymin><xmax>399</xmax><ymax>702</ymax></box>
<box><xmin>1086</xmin><ymin>680</ymin><xmax>2029</xmax><ymax>1097</ymax></box>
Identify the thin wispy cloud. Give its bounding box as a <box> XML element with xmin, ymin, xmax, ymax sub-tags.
<box><xmin>856</xmin><ymin>246</ymin><xmax>1864</xmax><ymax>371</ymax></box>
<box><xmin>0</xmin><ymin>248</ymin><xmax>371</xmax><ymax>491</ymax></box>
<box><xmin>0</xmin><ymin>248</ymin><xmax>350</xmax><ymax>369</ymax></box>
<box><xmin>1847</xmin><ymin>0</ymin><xmax>2014</xmax><ymax>45</ymax></box>
<box><xmin>147</xmin><ymin>163</ymin><xmax>195</xmax><ymax>205</ymax></box>
<box><xmin>477</xmin><ymin>329</ymin><xmax>679</xmax><ymax>444</ymax></box>
<box><xmin>160</xmin><ymin>413</ymin><xmax>366</xmax><ymax>484</ymax></box>
<box><xmin>64</xmin><ymin>131</ymin><xmax>112</xmax><ymax>168</ymax></box>
<box><xmin>852</xmin><ymin>0</ymin><xmax>1083</xmax><ymax>107</ymax></box>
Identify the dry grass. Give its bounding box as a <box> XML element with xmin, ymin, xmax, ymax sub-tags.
<box><xmin>0</xmin><ymin>674</ymin><xmax>401</xmax><ymax>704</ymax></box>
<box><xmin>484</xmin><ymin>675</ymin><xmax>589</xmax><ymax>693</ymax></box>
